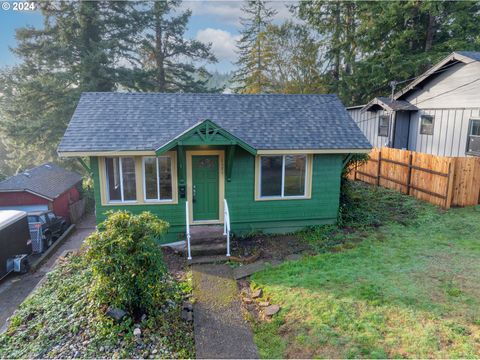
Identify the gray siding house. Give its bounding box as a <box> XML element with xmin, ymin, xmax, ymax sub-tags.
<box><xmin>348</xmin><ymin>51</ymin><xmax>480</xmax><ymax>157</ymax></box>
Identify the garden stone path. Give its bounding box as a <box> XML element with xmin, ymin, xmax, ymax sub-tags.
<box><xmin>192</xmin><ymin>263</ymin><xmax>258</xmax><ymax>359</ymax></box>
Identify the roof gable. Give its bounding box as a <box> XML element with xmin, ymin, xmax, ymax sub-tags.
<box><xmin>0</xmin><ymin>163</ymin><xmax>82</xmax><ymax>200</ymax></box>
<box><xmin>58</xmin><ymin>92</ymin><xmax>372</xmax><ymax>155</ymax></box>
<box><xmin>156</xmin><ymin>119</ymin><xmax>256</xmax><ymax>155</ymax></box>
<box><xmin>395</xmin><ymin>51</ymin><xmax>479</xmax><ymax>100</ymax></box>
<box><xmin>362</xmin><ymin>97</ymin><xmax>418</xmax><ymax>112</ymax></box>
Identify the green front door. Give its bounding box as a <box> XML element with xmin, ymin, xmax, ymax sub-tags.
<box><xmin>192</xmin><ymin>155</ymin><xmax>219</xmax><ymax>221</ymax></box>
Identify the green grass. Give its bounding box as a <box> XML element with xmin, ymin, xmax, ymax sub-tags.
<box><xmin>251</xmin><ymin>182</ymin><xmax>480</xmax><ymax>358</ymax></box>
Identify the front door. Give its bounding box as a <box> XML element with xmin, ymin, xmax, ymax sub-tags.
<box><xmin>192</xmin><ymin>155</ymin><xmax>219</xmax><ymax>221</ymax></box>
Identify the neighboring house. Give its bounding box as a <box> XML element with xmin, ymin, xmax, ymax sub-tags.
<box><xmin>58</xmin><ymin>92</ymin><xmax>371</xmax><ymax>242</ymax></box>
<box><xmin>0</xmin><ymin>163</ymin><xmax>83</xmax><ymax>223</ymax></box>
<box><xmin>348</xmin><ymin>51</ymin><xmax>480</xmax><ymax>157</ymax></box>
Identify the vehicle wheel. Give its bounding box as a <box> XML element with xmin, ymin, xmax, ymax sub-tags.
<box><xmin>44</xmin><ymin>232</ymin><xmax>53</xmax><ymax>248</ymax></box>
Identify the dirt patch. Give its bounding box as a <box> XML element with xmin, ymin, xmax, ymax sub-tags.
<box><xmin>231</xmin><ymin>233</ymin><xmax>313</xmax><ymax>262</ymax></box>
<box><xmin>162</xmin><ymin>246</ymin><xmax>188</xmax><ymax>281</ymax></box>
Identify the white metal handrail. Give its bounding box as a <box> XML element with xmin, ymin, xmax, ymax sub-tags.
<box><xmin>186</xmin><ymin>201</ymin><xmax>192</xmax><ymax>260</ymax></box>
<box><xmin>223</xmin><ymin>199</ymin><xmax>231</xmax><ymax>257</ymax></box>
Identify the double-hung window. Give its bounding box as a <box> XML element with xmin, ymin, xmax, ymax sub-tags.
<box><xmin>259</xmin><ymin>155</ymin><xmax>308</xmax><ymax>199</ymax></box>
<box><xmin>378</xmin><ymin>115</ymin><xmax>390</xmax><ymax>137</ymax></box>
<box><xmin>105</xmin><ymin>157</ymin><xmax>137</xmax><ymax>202</ymax></box>
<box><xmin>466</xmin><ymin>119</ymin><xmax>480</xmax><ymax>155</ymax></box>
<box><xmin>143</xmin><ymin>156</ymin><xmax>173</xmax><ymax>201</ymax></box>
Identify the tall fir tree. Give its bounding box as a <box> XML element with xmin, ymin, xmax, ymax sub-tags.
<box><xmin>233</xmin><ymin>0</ymin><xmax>277</xmax><ymax>94</ymax></box>
<box><xmin>133</xmin><ymin>0</ymin><xmax>217</xmax><ymax>92</ymax></box>
<box><xmin>263</xmin><ymin>22</ymin><xmax>326</xmax><ymax>94</ymax></box>
<box><xmin>0</xmin><ymin>0</ymin><xmax>137</xmax><ymax>174</ymax></box>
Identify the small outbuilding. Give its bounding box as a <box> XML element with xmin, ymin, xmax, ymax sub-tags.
<box><xmin>0</xmin><ymin>163</ymin><xmax>83</xmax><ymax>223</ymax></box>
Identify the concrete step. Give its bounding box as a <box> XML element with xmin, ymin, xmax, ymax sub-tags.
<box><xmin>187</xmin><ymin>255</ymin><xmax>230</xmax><ymax>265</ymax></box>
<box><xmin>189</xmin><ymin>242</ymin><xmax>227</xmax><ymax>256</ymax></box>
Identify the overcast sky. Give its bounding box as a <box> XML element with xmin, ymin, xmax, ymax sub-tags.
<box><xmin>0</xmin><ymin>1</ymin><xmax>297</xmax><ymax>73</ymax></box>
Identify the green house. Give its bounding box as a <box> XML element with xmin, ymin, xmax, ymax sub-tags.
<box><xmin>58</xmin><ymin>93</ymin><xmax>371</xmax><ymax>246</ymax></box>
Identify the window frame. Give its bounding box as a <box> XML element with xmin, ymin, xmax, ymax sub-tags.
<box><xmin>105</xmin><ymin>157</ymin><xmax>137</xmax><ymax>204</ymax></box>
<box><xmin>378</xmin><ymin>115</ymin><xmax>390</xmax><ymax>137</ymax></box>
<box><xmin>420</xmin><ymin>114</ymin><xmax>435</xmax><ymax>135</ymax></box>
<box><xmin>255</xmin><ymin>154</ymin><xmax>312</xmax><ymax>201</ymax></box>
<box><xmin>466</xmin><ymin>118</ymin><xmax>480</xmax><ymax>156</ymax></box>
<box><xmin>142</xmin><ymin>155</ymin><xmax>174</xmax><ymax>203</ymax></box>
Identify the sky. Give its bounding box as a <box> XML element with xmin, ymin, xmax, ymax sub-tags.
<box><xmin>0</xmin><ymin>0</ymin><xmax>297</xmax><ymax>73</ymax></box>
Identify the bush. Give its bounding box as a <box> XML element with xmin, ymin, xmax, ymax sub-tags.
<box><xmin>84</xmin><ymin>211</ymin><xmax>169</xmax><ymax>317</ymax></box>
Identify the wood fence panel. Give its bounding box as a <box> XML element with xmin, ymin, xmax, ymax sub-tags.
<box><xmin>452</xmin><ymin>157</ymin><xmax>480</xmax><ymax>206</ymax></box>
<box><xmin>350</xmin><ymin>147</ymin><xmax>480</xmax><ymax>208</ymax></box>
<box><xmin>379</xmin><ymin>147</ymin><xmax>411</xmax><ymax>193</ymax></box>
<box><xmin>410</xmin><ymin>152</ymin><xmax>451</xmax><ymax>207</ymax></box>
<box><xmin>69</xmin><ymin>198</ymin><xmax>86</xmax><ymax>224</ymax></box>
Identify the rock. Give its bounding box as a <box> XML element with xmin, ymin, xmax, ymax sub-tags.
<box><xmin>182</xmin><ymin>301</ymin><xmax>193</xmax><ymax>311</ymax></box>
<box><xmin>106</xmin><ymin>307</ymin><xmax>127</xmax><ymax>322</ymax></box>
<box><xmin>265</xmin><ymin>305</ymin><xmax>280</xmax><ymax>316</ymax></box>
<box><xmin>243</xmin><ymin>297</ymin><xmax>253</xmax><ymax>304</ymax></box>
<box><xmin>141</xmin><ymin>314</ymin><xmax>147</xmax><ymax>322</ymax></box>
<box><xmin>152</xmin><ymin>349</ymin><xmax>158</xmax><ymax>354</ymax></box>
<box><xmin>181</xmin><ymin>309</ymin><xmax>189</xmax><ymax>321</ymax></box>
<box><xmin>186</xmin><ymin>311</ymin><xmax>193</xmax><ymax>322</ymax></box>
<box><xmin>259</xmin><ymin>301</ymin><xmax>270</xmax><ymax>307</ymax></box>
<box><xmin>252</xmin><ymin>288</ymin><xmax>263</xmax><ymax>299</ymax></box>
<box><xmin>134</xmin><ymin>328</ymin><xmax>142</xmax><ymax>337</ymax></box>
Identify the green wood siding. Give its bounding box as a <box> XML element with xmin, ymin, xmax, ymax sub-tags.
<box><xmin>90</xmin><ymin>148</ymin><xmax>342</xmax><ymax>243</ymax></box>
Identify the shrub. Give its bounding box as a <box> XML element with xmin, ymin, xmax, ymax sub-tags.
<box><xmin>84</xmin><ymin>211</ymin><xmax>169</xmax><ymax>317</ymax></box>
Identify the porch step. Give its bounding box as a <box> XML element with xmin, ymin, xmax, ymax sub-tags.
<box><xmin>187</xmin><ymin>255</ymin><xmax>230</xmax><ymax>265</ymax></box>
<box><xmin>189</xmin><ymin>242</ymin><xmax>227</xmax><ymax>256</ymax></box>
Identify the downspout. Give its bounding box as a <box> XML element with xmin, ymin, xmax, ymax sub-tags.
<box><xmin>390</xmin><ymin>110</ymin><xmax>397</xmax><ymax>148</ymax></box>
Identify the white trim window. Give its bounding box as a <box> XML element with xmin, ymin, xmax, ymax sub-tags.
<box><xmin>105</xmin><ymin>157</ymin><xmax>137</xmax><ymax>202</ymax></box>
<box><xmin>420</xmin><ymin>114</ymin><xmax>434</xmax><ymax>135</ymax></box>
<box><xmin>142</xmin><ymin>156</ymin><xmax>173</xmax><ymax>202</ymax></box>
<box><xmin>259</xmin><ymin>155</ymin><xmax>307</xmax><ymax>198</ymax></box>
<box><xmin>466</xmin><ymin>118</ymin><xmax>480</xmax><ymax>155</ymax></box>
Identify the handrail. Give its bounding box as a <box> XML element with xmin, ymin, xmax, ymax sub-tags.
<box><xmin>186</xmin><ymin>201</ymin><xmax>192</xmax><ymax>260</ymax></box>
<box><xmin>223</xmin><ymin>199</ymin><xmax>231</xmax><ymax>257</ymax></box>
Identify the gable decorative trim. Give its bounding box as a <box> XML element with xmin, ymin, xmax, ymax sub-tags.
<box><xmin>155</xmin><ymin>119</ymin><xmax>257</xmax><ymax>156</ymax></box>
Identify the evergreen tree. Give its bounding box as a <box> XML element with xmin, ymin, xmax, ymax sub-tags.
<box><xmin>133</xmin><ymin>0</ymin><xmax>217</xmax><ymax>92</ymax></box>
<box><xmin>264</xmin><ymin>22</ymin><xmax>326</xmax><ymax>94</ymax></box>
<box><xmin>233</xmin><ymin>0</ymin><xmax>277</xmax><ymax>94</ymax></box>
<box><xmin>0</xmin><ymin>0</ymin><xmax>137</xmax><ymax>174</ymax></box>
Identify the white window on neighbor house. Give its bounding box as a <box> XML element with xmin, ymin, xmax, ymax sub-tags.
<box><xmin>142</xmin><ymin>156</ymin><xmax>173</xmax><ymax>202</ymax></box>
<box><xmin>258</xmin><ymin>155</ymin><xmax>309</xmax><ymax>199</ymax></box>
<box><xmin>378</xmin><ymin>115</ymin><xmax>390</xmax><ymax>137</ymax></box>
<box><xmin>420</xmin><ymin>114</ymin><xmax>434</xmax><ymax>135</ymax></box>
<box><xmin>466</xmin><ymin>119</ymin><xmax>480</xmax><ymax>155</ymax></box>
<box><xmin>105</xmin><ymin>157</ymin><xmax>137</xmax><ymax>202</ymax></box>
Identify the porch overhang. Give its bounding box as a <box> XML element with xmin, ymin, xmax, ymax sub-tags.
<box><xmin>362</xmin><ymin>97</ymin><xmax>418</xmax><ymax>113</ymax></box>
<box><xmin>154</xmin><ymin>119</ymin><xmax>257</xmax><ymax>156</ymax></box>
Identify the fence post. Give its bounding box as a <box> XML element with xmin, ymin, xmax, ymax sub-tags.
<box><xmin>376</xmin><ymin>150</ymin><xmax>382</xmax><ymax>186</ymax></box>
<box><xmin>406</xmin><ymin>153</ymin><xmax>413</xmax><ymax>195</ymax></box>
<box><xmin>445</xmin><ymin>160</ymin><xmax>456</xmax><ymax>209</ymax></box>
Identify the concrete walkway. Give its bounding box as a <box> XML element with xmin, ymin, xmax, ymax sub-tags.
<box><xmin>0</xmin><ymin>214</ymin><xmax>96</xmax><ymax>333</ymax></box>
<box><xmin>192</xmin><ymin>264</ymin><xmax>258</xmax><ymax>359</ymax></box>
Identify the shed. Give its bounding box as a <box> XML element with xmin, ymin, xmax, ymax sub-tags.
<box><xmin>0</xmin><ymin>163</ymin><xmax>83</xmax><ymax>223</ymax></box>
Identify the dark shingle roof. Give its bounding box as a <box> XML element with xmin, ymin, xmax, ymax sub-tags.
<box><xmin>455</xmin><ymin>51</ymin><xmax>480</xmax><ymax>62</ymax></box>
<box><xmin>58</xmin><ymin>92</ymin><xmax>371</xmax><ymax>153</ymax></box>
<box><xmin>0</xmin><ymin>163</ymin><xmax>82</xmax><ymax>200</ymax></box>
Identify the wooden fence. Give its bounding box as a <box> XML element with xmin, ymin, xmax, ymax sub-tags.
<box><xmin>349</xmin><ymin>147</ymin><xmax>480</xmax><ymax>208</ymax></box>
<box><xmin>69</xmin><ymin>198</ymin><xmax>86</xmax><ymax>223</ymax></box>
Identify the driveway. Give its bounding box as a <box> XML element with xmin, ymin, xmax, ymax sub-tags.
<box><xmin>0</xmin><ymin>213</ymin><xmax>96</xmax><ymax>333</ymax></box>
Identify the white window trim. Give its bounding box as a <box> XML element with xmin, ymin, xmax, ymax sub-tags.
<box><xmin>142</xmin><ymin>156</ymin><xmax>174</xmax><ymax>203</ymax></box>
<box><xmin>378</xmin><ymin>115</ymin><xmax>390</xmax><ymax>137</ymax></box>
<box><xmin>106</xmin><ymin>157</ymin><xmax>137</xmax><ymax>204</ymax></box>
<box><xmin>258</xmin><ymin>154</ymin><xmax>309</xmax><ymax>200</ymax></box>
<box><xmin>420</xmin><ymin>114</ymin><xmax>435</xmax><ymax>135</ymax></box>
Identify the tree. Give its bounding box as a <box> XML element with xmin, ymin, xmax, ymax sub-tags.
<box><xmin>0</xmin><ymin>0</ymin><xmax>137</xmax><ymax>174</ymax></box>
<box><xmin>133</xmin><ymin>0</ymin><xmax>217</xmax><ymax>92</ymax></box>
<box><xmin>263</xmin><ymin>22</ymin><xmax>326</xmax><ymax>94</ymax></box>
<box><xmin>233</xmin><ymin>0</ymin><xmax>277</xmax><ymax>93</ymax></box>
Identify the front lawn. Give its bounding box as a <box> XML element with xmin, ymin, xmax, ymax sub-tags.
<box><xmin>251</xmin><ymin>182</ymin><xmax>480</xmax><ymax>358</ymax></box>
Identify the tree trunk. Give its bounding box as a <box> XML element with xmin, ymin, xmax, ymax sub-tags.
<box><xmin>425</xmin><ymin>13</ymin><xmax>435</xmax><ymax>51</ymax></box>
<box><xmin>154</xmin><ymin>9</ymin><xmax>166</xmax><ymax>92</ymax></box>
